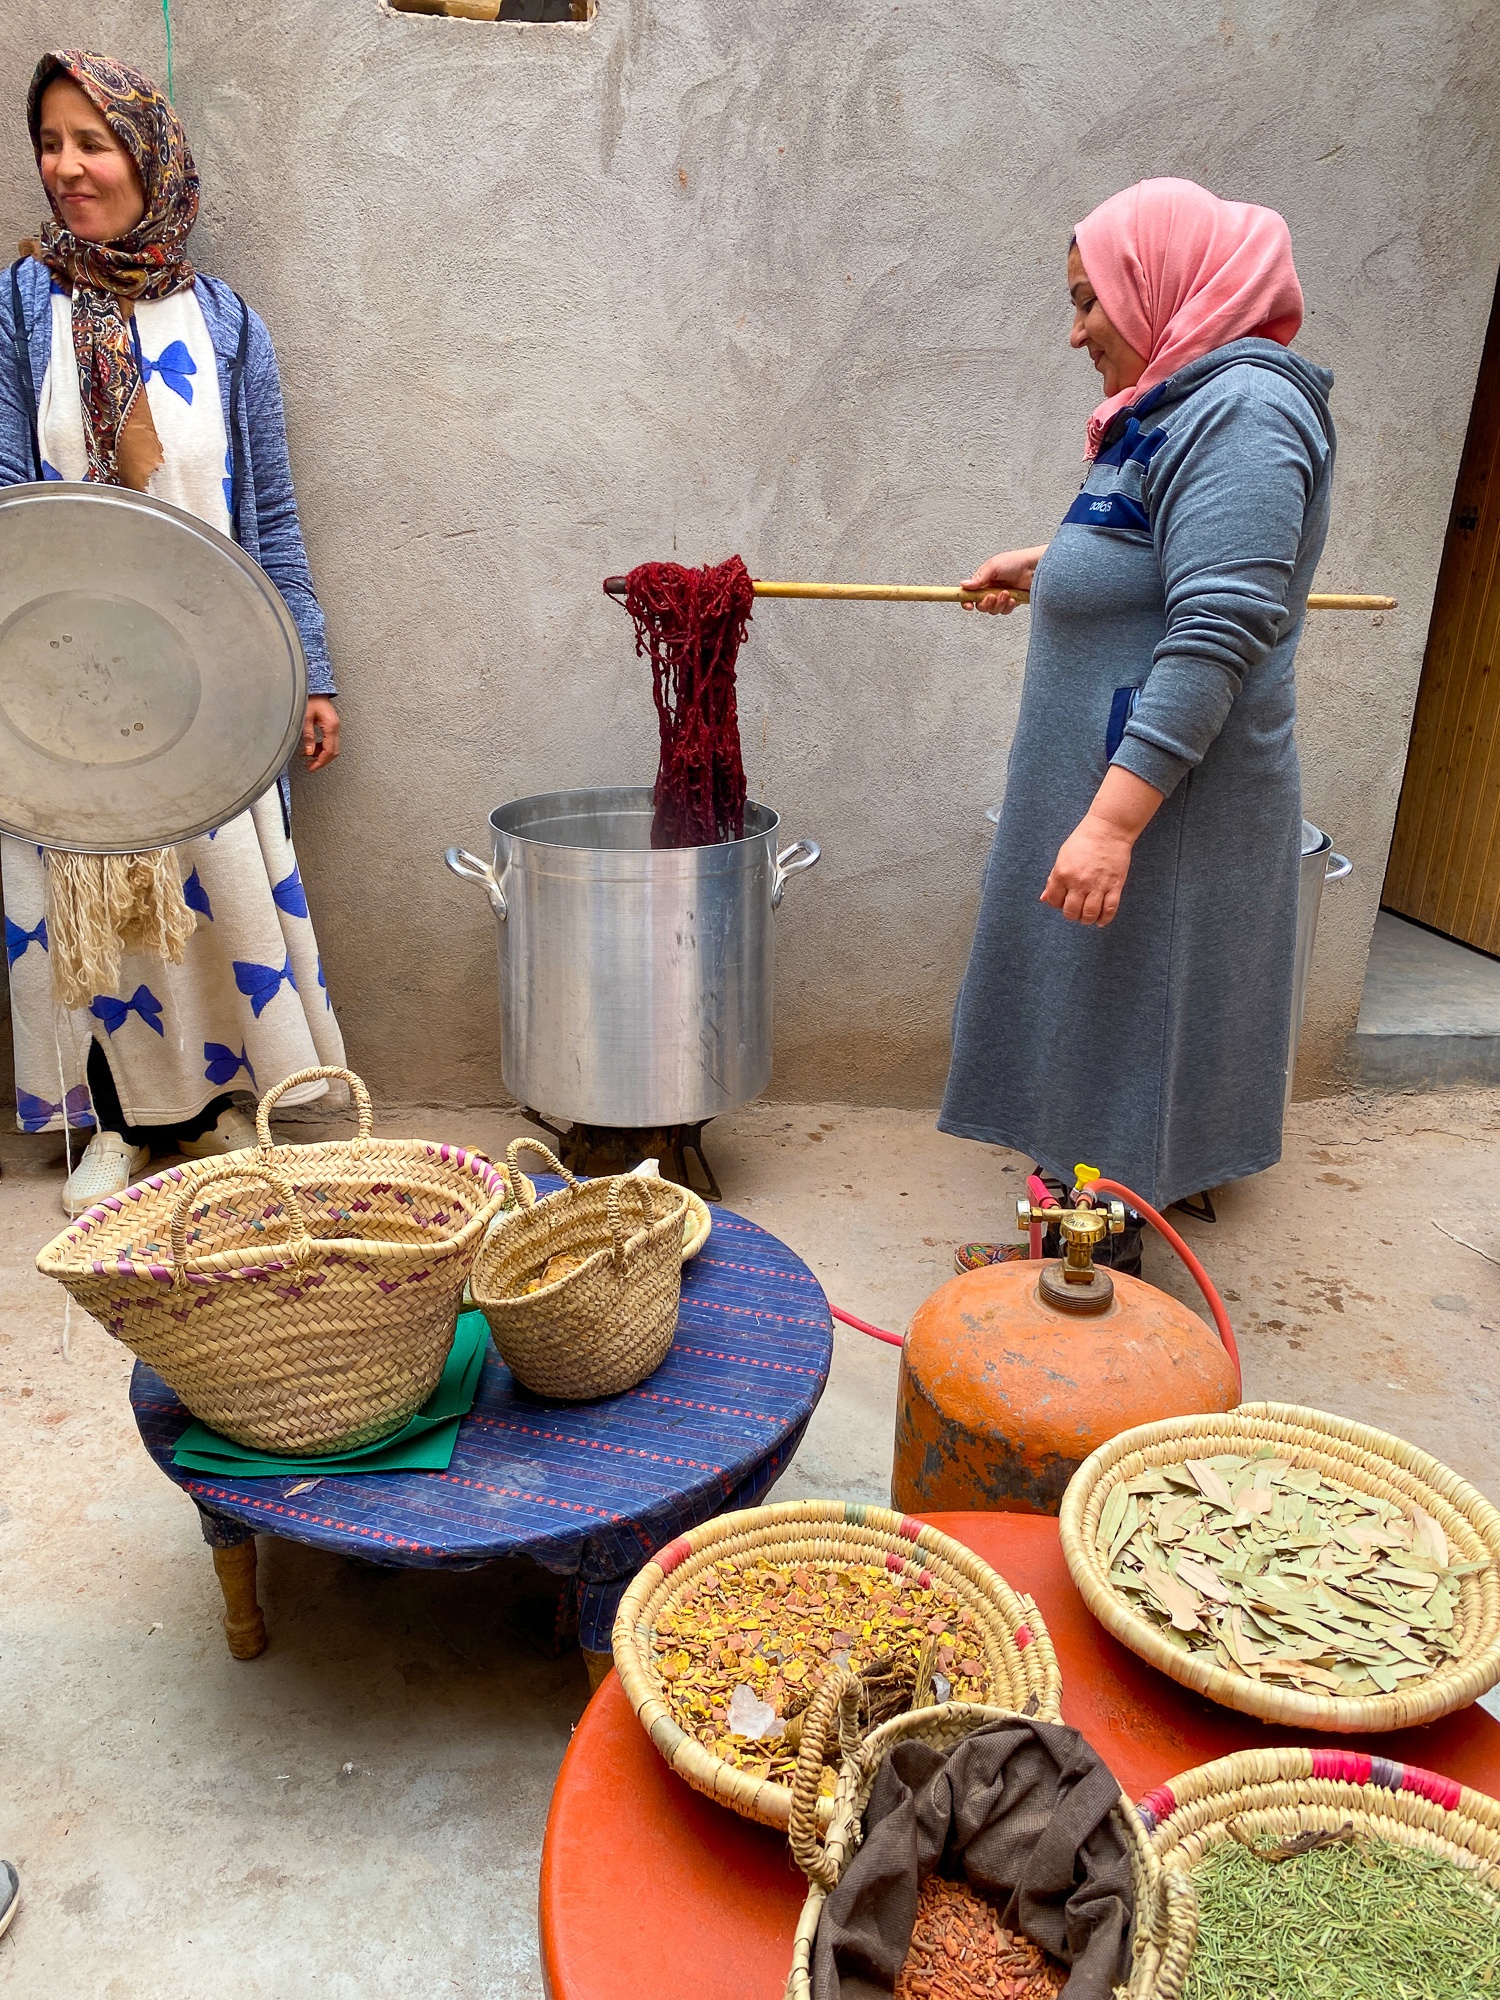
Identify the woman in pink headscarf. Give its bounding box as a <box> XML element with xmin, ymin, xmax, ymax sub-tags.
<box><xmin>942</xmin><ymin>178</ymin><xmax>1334</xmax><ymax>1258</ymax></box>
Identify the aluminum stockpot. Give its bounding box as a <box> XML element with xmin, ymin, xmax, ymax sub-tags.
<box><xmin>446</xmin><ymin>787</ymin><xmax>819</xmax><ymax>1128</ymax></box>
<box><xmin>1288</xmin><ymin>819</ymin><xmax>1351</xmax><ymax>1109</ymax></box>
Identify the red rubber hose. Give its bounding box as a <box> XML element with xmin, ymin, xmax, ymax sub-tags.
<box><xmin>1025</xmin><ymin>1171</ymin><xmax>1058</xmax><ymax>1259</ymax></box>
<box><xmin>831</xmin><ymin>1304</ymin><xmax>904</xmax><ymax>1348</ymax></box>
<box><xmin>1088</xmin><ymin>1177</ymin><xmax>1242</xmax><ymax>1392</ymax></box>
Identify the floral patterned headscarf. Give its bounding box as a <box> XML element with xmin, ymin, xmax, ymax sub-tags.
<box><xmin>23</xmin><ymin>50</ymin><xmax>199</xmax><ymax>487</ymax></box>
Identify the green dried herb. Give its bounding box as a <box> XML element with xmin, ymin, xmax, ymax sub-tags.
<box><xmin>1183</xmin><ymin>1834</ymin><xmax>1500</xmax><ymax>1999</ymax></box>
<box><xmin>1094</xmin><ymin>1451</ymin><xmax>1492</xmax><ymax>1698</ymax></box>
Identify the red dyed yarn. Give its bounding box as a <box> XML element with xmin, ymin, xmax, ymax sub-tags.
<box><xmin>623</xmin><ymin>555</ymin><xmax>754</xmax><ymax>848</ymax></box>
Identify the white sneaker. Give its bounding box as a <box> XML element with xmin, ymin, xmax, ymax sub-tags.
<box><xmin>62</xmin><ymin>1131</ymin><xmax>151</xmax><ymax>1216</ymax></box>
<box><xmin>176</xmin><ymin>1107</ymin><xmax>260</xmax><ymax>1160</ymax></box>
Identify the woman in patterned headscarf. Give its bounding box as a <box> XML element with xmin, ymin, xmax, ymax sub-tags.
<box><xmin>0</xmin><ymin>52</ymin><xmax>347</xmax><ymax>1212</ymax></box>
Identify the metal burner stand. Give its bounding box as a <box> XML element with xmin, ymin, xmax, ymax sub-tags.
<box><xmin>521</xmin><ymin>1109</ymin><xmax>721</xmax><ymax>1201</ymax></box>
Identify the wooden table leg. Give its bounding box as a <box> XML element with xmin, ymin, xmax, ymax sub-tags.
<box><xmin>212</xmin><ymin>1542</ymin><xmax>268</xmax><ymax>1659</ymax></box>
<box><xmin>196</xmin><ymin>1504</ymin><xmax>268</xmax><ymax>1660</ymax></box>
<box><xmin>582</xmin><ymin>1648</ymin><xmax>613</xmax><ymax>1691</ymax></box>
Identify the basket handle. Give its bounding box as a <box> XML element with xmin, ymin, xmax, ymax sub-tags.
<box><xmin>787</xmin><ymin>1668</ymin><xmax>862</xmax><ymax>1887</ymax></box>
<box><xmin>169</xmin><ymin>1157</ymin><xmax>317</xmax><ymax>1285</ymax></box>
<box><xmin>605</xmin><ymin>1173</ymin><xmax>657</xmax><ymax>1264</ymax></box>
<box><xmin>1149</xmin><ymin>1867</ymin><xmax>1198</xmax><ymax>2000</ymax></box>
<box><xmin>504</xmin><ymin>1135</ymin><xmax>580</xmax><ymax>1204</ymax></box>
<box><xmin>254</xmin><ymin>1066</ymin><xmax>374</xmax><ymax>1151</ymax></box>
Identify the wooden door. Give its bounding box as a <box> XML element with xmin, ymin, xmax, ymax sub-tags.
<box><xmin>1384</xmin><ymin>268</ymin><xmax>1500</xmax><ymax>951</ymax></box>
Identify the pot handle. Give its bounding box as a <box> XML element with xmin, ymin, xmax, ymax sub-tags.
<box><xmin>444</xmin><ymin>846</ymin><xmax>507</xmax><ymax>921</ymax></box>
<box><xmin>1324</xmin><ymin>851</ymin><xmax>1353</xmax><ymax>885</ymax></box>
<box><xmin>772</xmin><ymin>838</ymin><xmax>821</xmax><ymax>910</ymax></box>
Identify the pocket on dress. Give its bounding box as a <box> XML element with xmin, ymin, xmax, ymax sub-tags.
<box><xmin>1106</xmin><ymin>685</ymin><xmax>1143</xmax><ymax>762</ymax></box>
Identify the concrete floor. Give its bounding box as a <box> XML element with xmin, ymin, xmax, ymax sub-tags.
<box><xmin>1355</xmin><ymin>910</ymin><xmax>1500</xmax><ymax>1088</ymax></box>
<box><xmin>3</xmin><ymin>1088</ymin><xmax>1499</xmax><ymax>1995</ymax></box>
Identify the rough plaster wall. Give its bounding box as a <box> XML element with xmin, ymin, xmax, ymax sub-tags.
<box><xmin>1</xmin><ymin>1</ymin><xmax>1496</xmax><ymax>1113</ymax></box>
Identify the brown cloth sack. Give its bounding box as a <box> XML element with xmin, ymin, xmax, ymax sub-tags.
<box><xmin>812</xmin><ymin>1718</ymin><xmax>1133</xmax><ymax>2000</ymax></box>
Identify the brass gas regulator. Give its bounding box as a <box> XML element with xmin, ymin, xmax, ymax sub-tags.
<box><xmin>1015</xmin><ymin>1193</ymin><xmax>1127</xmax><ymax>1315</ymax></box>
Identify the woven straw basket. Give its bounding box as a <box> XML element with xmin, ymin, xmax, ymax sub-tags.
<box><xmin>470</xmin><ymin>1138</ymin><xmax>690</xmax><ymax>1400</ymax></box>
<box><xmin>1140</xmin><ymin>1742</ymin><xmax>1500</xmax><ymax>1905</ymax></box>
<box><xmin>613</xmin><ymin>1499</ymin><xmax>1063</xmax><ymax>1833</ymax></box>
<box><xmin>35</xmin><ymin>1066</ymin><xmax>518</xmax><ymax>1455</ymax></box>
<box><xmin>784</xmin><ymin>1680</ymin><xmax>1198</xmax><ymax>2000</ymax></box>
<box><xmin>1059</xmin><ymin>1402</ymin><xmax>1500</xmax><ymax>1733</ymax></box>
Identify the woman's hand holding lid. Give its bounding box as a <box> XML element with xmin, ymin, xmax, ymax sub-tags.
<box><xmin>302</xmin><ymin>696</ymin><xmax>340</xmax><ymax>772</ymax></box>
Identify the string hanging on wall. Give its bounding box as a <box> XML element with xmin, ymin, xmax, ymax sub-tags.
<box><xmin>161</xmin><ymin>0</ymin><xmax>175</xmax><ymax>101</ymax></box>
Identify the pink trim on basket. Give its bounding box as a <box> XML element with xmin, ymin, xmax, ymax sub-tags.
<box><xmin>1014</xmin><ymin>1623</ymin><xmax>1032</xmax><ymax>1649</ymax></box>
<box><xmin>1136</xmin><ymin>1785</ymin><xmax>1176</xmax><ymax>1833</ymax></box>
<box><xmin>1402</xmin><ymin>1765</ymin><xmax>1463</xmax><ymax>1809</ymax></box>
<box><xmin>1311</xmin><ymin>1750</ymin><xmax>1372</xmax><ymax>1786</ymax></box>
<box><xmin>1307</xmin><ymin>1751</ymin><xmax>1463</xmax><ymax>1811</ymax></box>
<box><xmin>898</xmin><ymin>1515</ymin><xmax>922</xmax><ymax>1542</ymax></box>
<box><xmin>655</xmin><ymin>1536</ymin><xmax>694</xmax><ymax>1576</ymax></box>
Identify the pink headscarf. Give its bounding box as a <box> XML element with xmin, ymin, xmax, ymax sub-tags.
<box><xmin>1074</xmin><ymin>177</ymin><xmax>1304</xmax><ymax>458</ymax></box>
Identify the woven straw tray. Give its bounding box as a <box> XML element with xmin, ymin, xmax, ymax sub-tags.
<box><xmin>1059</xmin><ymin>1403</ymin><xmax>1500</xmax><ymax>1733</ymax></box>
<box><xmin>613</xmin><ymin>1499</ymin><xmax>1061</xmax><ymax>1831</ymax></box>
<box><xmin>1140</xmin><ymin>1741</ymin><xmax>1500</xmax><ymax>1903</ymax></box>
<box><xmin>785</xmin><ymin>1687</ymin><xmax>1198</xmax><ymax>2000</ymax></box>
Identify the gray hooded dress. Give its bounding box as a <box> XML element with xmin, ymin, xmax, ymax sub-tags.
<box><xmin>940</xmin><ymin>339</ymin><xmax>1335</xmax><ymax>1209</ymax></box>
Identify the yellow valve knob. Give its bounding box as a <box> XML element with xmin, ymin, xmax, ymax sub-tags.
<box><xmin>1074</xmin><ymin>1163</ymin><xmax>1101</xmax><ymax>1190</ymax></box>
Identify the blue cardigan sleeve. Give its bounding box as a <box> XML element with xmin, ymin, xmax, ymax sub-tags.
<box><xmin>1111</xmin><ymin>371</ymin><xmax>1327</xmax><ymax>798</ymax></box>
<box><xmin>0</xmin><ymin>273</ymin><xmax>41</xmax><ymax>489</ymax></box>
<box><xmin>240</xmin><ymin>306</ymin><xmax>336</xmax><ymax>696</ymax></box>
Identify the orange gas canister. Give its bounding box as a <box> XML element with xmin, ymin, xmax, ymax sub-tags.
<box><xmin>892</xmin><ymin>1205</ymin><xmax>1239</xmax><ymax>1516</ymax></box>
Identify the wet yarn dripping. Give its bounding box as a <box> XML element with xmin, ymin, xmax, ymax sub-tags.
<box><xmin>623</xmin><ymin>556</ymin><xmax>754</xmax><ymax>848</ymax></box>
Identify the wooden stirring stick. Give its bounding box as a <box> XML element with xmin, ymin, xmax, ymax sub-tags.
<box><xmin>602</xmin><ymin>577</ymin><xmax>1396</xmax><ymax>611</ymax></box>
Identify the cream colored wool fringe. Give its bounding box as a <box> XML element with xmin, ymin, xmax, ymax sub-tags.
<box><xmin>44</xmin><ymin>848</ymin><xmax>198</xmax><ymax>1009</ymax></box>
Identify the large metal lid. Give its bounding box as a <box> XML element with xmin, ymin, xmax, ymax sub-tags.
<box><xmin>0</xmin><ymin>482</ymin><xmax>307</xmax><ymax>852</ymax></box>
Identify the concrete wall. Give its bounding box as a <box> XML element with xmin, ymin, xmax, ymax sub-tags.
<box><xmin>2</xmin><ymin>0</ymin><xmax>1497</xmax><ymax>1113</ymax></box>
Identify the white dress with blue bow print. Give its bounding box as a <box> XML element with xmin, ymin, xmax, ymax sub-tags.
<box><xmin>0</xmin><ymin>287</ymin><xmax>346</xmax><ymax>1133</ymax></box>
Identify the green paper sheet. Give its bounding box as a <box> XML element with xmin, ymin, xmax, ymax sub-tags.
<box><xmin>170</xmin><ymin>1309</ymin><xmax>492</xmax><ymax>1476</ymax></box>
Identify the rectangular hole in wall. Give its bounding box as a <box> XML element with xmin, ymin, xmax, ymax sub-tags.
<box><xmin>387</xmin><ymin>0</ymin><xmax>594</xmax><ymax>20</ymax></box>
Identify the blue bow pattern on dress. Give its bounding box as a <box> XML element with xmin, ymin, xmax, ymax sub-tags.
<box><xmin>222</xmin><ymin>444</ymin><xmax>233</xmax><ymax>518</ymax></box>
<box><xmin>16</xmin><ymin>1084</ymin><xmax>95</xmax><ymax>1134</ymax></box>
<box><xmin>42</xmin><ymin>459</ymin><xmax>62</xmax><ymax>480</ymax></box>
<box><xmin>204</xmin><ymin>1042</ymin><xmax>255</xmax><ymax>1089</ymax></box>
<box><xmin>182</xmin><ymin>868</ymin><xmax>214</xmax><ymax>920</ymax></box>
<box><xmin>139</xmin><ymin>338</ymin><xmax>196</xmax><ymax>405</ymax></box>
<box><xmin>234</xmin><ymin>955</ymin><xmax>296</xmax><ymax>1018</ymax></box>
<box><xmin>90</xmin><ymin>985</ymin><xmax>166</xmax><ymax>1037</ymax></box>
<box><xmin>272</xmin><ymin>867</ymin><xmax>308</xmax><ymax>920</ymax></box>
<box><xmin>317</xmin><ymin>955</ymin><xmax>331</xmax><ymax>1008</ymax></box>
<box><xmin>5</xmin><ymin>915</ymin><xmax>47</xmax><ymax>965</ymax></box>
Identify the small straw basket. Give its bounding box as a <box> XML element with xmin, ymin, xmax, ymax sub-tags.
<box><xmin>469</xmin><ymin>1137</ymin><xmax>690</xmax><ymax>1401</ymax></box>
<box><xmin>35</xmin><ymin>1066</ymin><xmax>518</xmax><ymax>1454</ymax></box>
<box><xmin>613</xmin><ymin>1499</ymin><xmax>1063</xmax><ymax>1832</ymax></box>
<box><xmin>784</xmin><ymin>1679</ymin><xmax>1199</xmax><ymax>2000</ymax></box>
<box><xmin>1140</xmin><ymin>1741</ymin><xmax>1500</xmax><ymax>1898</ymax></box>
<box><xmin>1059</xmin><ymin>1402</ymin><xmax>1500</xmax><ymax>1733</ymax></box>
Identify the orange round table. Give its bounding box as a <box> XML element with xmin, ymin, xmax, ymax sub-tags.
<box><xmin>539</xmin><ymin>1510</ymin><xmax>1500</xmax><ymax>1999</ymax></box>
